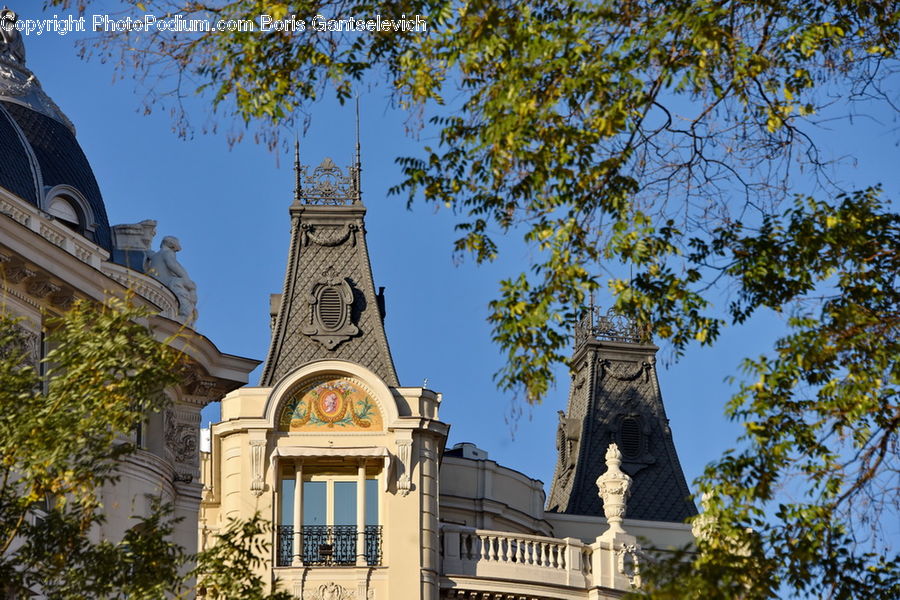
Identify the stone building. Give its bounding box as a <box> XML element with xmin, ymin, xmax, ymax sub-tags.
<box><xmin>197</xmin><ymin>148</ymin><xmax>696</xmax><ymax>600</ymax></box>
<box><xmin>0</xmin><ymin>8</ymin><xmax>257</xmax><ymax>557</ymax></box>
<box><xmin>2</xmin><ymin>8</ymin><xmax>697</xmax><ymax>598</ymax></box>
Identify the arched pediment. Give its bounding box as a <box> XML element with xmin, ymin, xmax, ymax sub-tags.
<box><xmin>262</xmin><ymin>360</ymin><xmax>399</xmax><ymax>431</ymax></box>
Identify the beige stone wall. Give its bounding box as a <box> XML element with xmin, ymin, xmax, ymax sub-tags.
<box><xmin>440</xmin><ymin>455</ymin><xmax>552</xmax><ymax>536</ymax></box>
<box><xmin>201</xmin><ymin>360</ymin><xmax>450</xmax><ymax>600</ymax></box>
<box><xmin>1</xmin><ymin>191</ymin><xmax>256</xmax><ymax>567</ymax></box>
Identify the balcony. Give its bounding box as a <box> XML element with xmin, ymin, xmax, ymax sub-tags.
<box><xmin>276</xmin><ymin>525</ymin><xmax>382</xmax><ymax>567</ymax></box>
<box><xmin>441</xmin><ymin>525</ymin><xmax>591</xmax><ymax>589</ymax></box>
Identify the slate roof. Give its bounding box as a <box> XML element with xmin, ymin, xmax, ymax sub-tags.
<box><xmin>260</xmin><ymin>198</ymin><xmax>399</xmax><ymax>388</ymax></box>
<box><xmin>0</xmin><ymin>100</ymin><xmax>112</xmax><ymax>251</ymax></box>
<box><xmin>0</xmin><ymin>102</ymin><xmax>39</xmax><ymax>205</ymax></box>
<box><xmin>547</xmin><ymin>339</ymin><xmax>697</xmax><ymax>523</ymax></box>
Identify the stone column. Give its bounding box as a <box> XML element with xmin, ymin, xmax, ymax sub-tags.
<box><xmin>293</xmin><ymin>463</ymin><xmax>303</xmax><ymax>566</ymax></box>
<box><xmin>356</xmin><ymin>460</ymin><xmax>366</xmax><ymax>566</ymax></box>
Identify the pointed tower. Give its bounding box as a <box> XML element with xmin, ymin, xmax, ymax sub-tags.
<box><xmin>547</xmin><ymin>306</ymin><xmax>697</xmax><ymax>522</ymax></box>
<box><xmin>202</xmin><ymin>142</ymin><xmax>448</xmax><ymax>600</ymax></box>
<box><xmin>260</xmin><ymin>147</ymin><xmax>398</xmax><ymax>386</ymax></box>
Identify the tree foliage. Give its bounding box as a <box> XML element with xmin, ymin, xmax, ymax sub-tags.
<box><xmin>0</xmin><ymin>300</ymin><xmax>290</xmax><ymax>598</ymax></box>
<box><xmin>195</xmin><ymin>517</ymin><xmax>293</xmax><ymax>600</ymax></box>
<box><xmin>635</xmin><ymin>188</ymin><xmax>900</xmax><ymax>599</ymax></box>
<box><xmin>44</xmin><ymin>0</ymin><xmax>900</xmax><ymax>596</ymax></box>
<box><xmin>0</xmin><ymin>299</ymin><xmax>183</xmax><ymax>598</ymax></box>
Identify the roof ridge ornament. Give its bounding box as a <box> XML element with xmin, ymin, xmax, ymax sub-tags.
<box><xmin>292</xmin><ymin>137</ymin><xmax>302</xmax><ymax>205</ymax></box>
<box><xmin>575</xmin><ymin>304</ymin><xmax>650</xmax><ymax>347</ymax></box>
<box><xmin>0</xmin><ymin>7</ymin><xmax>25</xmax><ymax>64</ymax></box>
<box><xmin>0</xmin><ymin>7</ymin><xmax>76</xmax><ymax>133</ymax></box>
<box><xmin>354</xmin><ymin>96</ymin><xmax>362</xmax><ymax>202</ymax></box>
<box><xmin>294</xmin><ymin>156</ymin><xmax>361</xmax><ymax>205</ymax></box>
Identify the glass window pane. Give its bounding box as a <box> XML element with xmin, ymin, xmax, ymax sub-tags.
<box><xmin>280</xmin><ymin>478</ymin><xmax>295</xmax><ymax>526</ymax></box>
<box><xmin>303</xmin><ymin>481</ymin><xmax>327</xmax><ymax>526</ymax></box>
<box><xmin>333</xmin><ymin>481</ymin><xmax>357</xmax><ymax>526</ymax></box>
<box><xmin>365</xmin><ymin>479</ymin><xmax>378</xmax><ymax>526</ymax></box>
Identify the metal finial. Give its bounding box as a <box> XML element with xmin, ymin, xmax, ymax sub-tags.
<box><xmin>355</xmin><ymin>96</ymin><xmax>361</xmax><ymax>167</ymax></box>
<box><xmin>588</xmin><ymin>289</ymin><xmax>595</xmax><ymax>327</ymax></box>
<box><xmin>293</xmin><ymin>137</ymin><xmax>301</xmax><ymax>203</ymax></box>
<box><xmin>354</xmin><ymin>96</ymin><xmax>362</xmax><ymax>203</ymax></box>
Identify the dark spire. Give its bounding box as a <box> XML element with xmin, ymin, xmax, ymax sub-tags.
<box><xmin>260</xmin><ymin>148</ymin><xmax>398</xmax><ymax>387</ymax></box>
<box><xmin>547</xmin><ymin>306</ymin><xmax>696</xmax><ymax>523</ymax></box>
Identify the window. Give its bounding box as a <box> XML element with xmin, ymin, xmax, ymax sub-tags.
<box><xmin>277</xmin><ymin>466</ymin><xmax>381</xmax><ymax>567</ymax></box>
<box><xmin>316</xmin><ymin>286</ymin><xmax>344</xmax><ymax>330</ymax></box>
<box><xmin>47</xmin><ymin>196</ymin><xmax>81</xmax><ymax>229</ymax></box>
<box><xmin>619</xmin><ymin>416</ymin><xmax>642</xmax><ymax>459</ymax></box>
<box><xmin>42</xmin><ymin>186</ymin><xmax>96</xmax><ymax>242</ymax></box>
<box><xmin>134</xmin><ymin>410</ymin><xmax>165</xmax><ymax>457</ymax></box>
<box><xmin>28</xmin><ymin>494</ymin><xmax>51</xmax><ymax>528</ymax></box>
<box><xmin>134</xmin><ymin>419</ymin><xmax>145</xmax><ymax>449</ymax></box>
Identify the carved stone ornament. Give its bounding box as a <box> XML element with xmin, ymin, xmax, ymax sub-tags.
<box><xmin>164</xmin><ymin>408</ymin><xmax>199</xmax><ymax>467</ymax></box>
<box><xmin>300</xmin><ymin>223</ymin><xmax>359</xmax><ymax>247</ymax></box>
<box><xmin>302</xmin><ymin>266</ymin><xmax>359</xmax><ymax>350</ymax></box>
<box><xmin>0</xmin><ymin>255</ymin><xmax>34</xmax><ymax>284</ymax></box>
<box><xmin>249</xmin><ymin>440</ymin><xmax>266</xmax><ymax>496</ymax></box>
<box><xmin>395</xmin><ymin>438</ymin><xmax>412</xmax><ymax>497</ymax></box>
<box><xmin>596</xmin><ymin>443</ymin><xmax>633</xmax><ymax>533</ymax></box>
<box><xmin>49</xmin><ymin>287</ymin><xmax>76</xmax><ymax>309</ymax></box>
<box><xmin>0</xmin><ymin>324</ymin><xmax>39</xmax><ymax>370</ymax></box>
<box><xmin>616</xmin><ymin>543</ymin><xmax>643</xmax><ymax>588</ymax></box>
<box><xmin>304</xmin><ymin>582</ymin><xmax>357</xmax><ymax>600</ymax></box>
<box><xmin>111</xmin><ymin>219</ymin><xmax>157</xmax><ymax>251</ymax></box>
<box><xmin>556</xmin><ymin>410</ymin><xmax>581</xmax><ymax>470</ymax></box>
<box><xmin>25</xmin><ymin>274</ymin><xmax>60</xmax><ymax>299</ymax></box>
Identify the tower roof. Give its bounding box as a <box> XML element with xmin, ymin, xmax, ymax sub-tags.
<box><xmin>547</xmin><ymin>307</ymin><xmax>697</xmax><ymax>523</ymax></box>
<box><xmin>259</xmin><ymin>150</ymin><xmax>398</xmax><ymax>387</ymax></box>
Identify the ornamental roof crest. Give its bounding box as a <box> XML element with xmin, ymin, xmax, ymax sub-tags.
<box><xmin>0</xmin><ymin>7</ymin><xmax>76</xmax><ymax>132</ymax></box>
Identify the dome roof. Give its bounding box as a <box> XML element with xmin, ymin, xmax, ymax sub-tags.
<box><xmin>0</xmin><ymin>8</ymin><xmax>112</xmax><ymax>251</ymax></box>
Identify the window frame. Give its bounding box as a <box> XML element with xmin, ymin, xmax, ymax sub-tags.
<box><xmin>276</xmin><ymin>462</ymin><xmax>382</xmax><ymax>567</ymax></box>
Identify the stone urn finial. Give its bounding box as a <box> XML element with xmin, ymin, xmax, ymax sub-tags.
<box><xmin>596</xmin><ymin>443</ymin><xmax>633</xmax><ymax>534</ymax></box>
<box><xmin>691</xmin><ymin>491</ymin><xmax>715</xmax><ymax>541</ymax></box>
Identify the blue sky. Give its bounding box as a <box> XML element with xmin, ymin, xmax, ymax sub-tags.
<box><xmin>18</xmin><ymin>4</ymin><xmax>898</xmax><ymax>505</ymax></box>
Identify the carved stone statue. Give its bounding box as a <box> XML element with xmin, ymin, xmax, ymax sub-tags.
<box><xmin>147</xmin><ymin>236</ymin><xmax>198</xmax><ymax>323</ymax></box>
<box><xmin>0</xmin><ymin>8</ymin><xmax>26</xmax><ymax>64</ymax></box>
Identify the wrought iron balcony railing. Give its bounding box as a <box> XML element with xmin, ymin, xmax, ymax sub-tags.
<box><xmin>276</xmin><ymin>525</ymin><xmax>383</xmax><ymax>567</ymax></box>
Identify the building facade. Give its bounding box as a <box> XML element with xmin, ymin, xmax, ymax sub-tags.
<box><xmin>2</xmin><ymin>7</ymin><xmax>698</xmax><ymax>598</ymax></box>
<box><xmin>0</xmin><ymin>8</ymin><xmax>257</xmax><ymax>557</ymax></box>
<box><xmin>198</xmin><ymin>150</ymin><xmax>696</xmax><ymax>600</ymax></box>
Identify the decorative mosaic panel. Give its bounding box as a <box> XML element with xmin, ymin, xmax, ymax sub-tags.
<box><xmin>279</xmin><ymin>377</ymin><xmax>383</xmax><ymax>432</ymax></box>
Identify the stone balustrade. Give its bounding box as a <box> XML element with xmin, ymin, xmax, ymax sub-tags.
<box><xmin>440</xmin><ymin>445</ymin><xmax>651</xmax><ymax>597</ymax></box>
<box><xmin>441</xmin><ymin>525</ymin><xmax>590</xmax><ymax>589</ymax></box>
